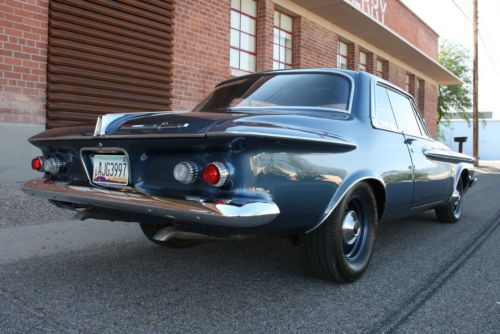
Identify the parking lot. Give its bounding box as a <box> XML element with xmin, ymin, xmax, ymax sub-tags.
<box><xmin>1</xmin><ymin>168</ymin><xmax>499</xmax><ymax>333</ymax></box>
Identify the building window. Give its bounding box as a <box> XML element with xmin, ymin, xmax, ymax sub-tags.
<box><xmin>375</xmin><ymin>59</ymin><xmax>385</xmax><ymax>78</ymax></box>
<box><xmin>405</xmin><ymin>73</ymin><xmax>411</xmax><ymax>92</ymax></box>
<box><xmin>337</xmin><ymin>41</ymin><xmax>348</xmax><ymax>69</ymax></box>
<box><xmin>230</xmin><ymin>0</ymin><xmax>257</xmax><ymax>73</ymax></box>
<box><xmin>359</xmin><ymin>51</ymin><xmax>367</xmax><ymax>71</ymax></box>
<box><xmin>273</xmin><ymin>11</ymin><xmax>293</xmax><ymax>70</ymax></box>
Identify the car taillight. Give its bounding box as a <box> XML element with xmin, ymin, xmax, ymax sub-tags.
<box><xmin>32</xmin><ymin>156</ymin><xmax>64</xmax><ymax>174</ymax></box>
<box><xmin>173</xmin><ymin>161</ymin><xmax>199</xmax><ymax>184</ymax></box>
<box><xmin>31</xmin><ymin>157</ymin><xmax>44</xmax><ymax>171</ymax></box>
<box><xmin>43</xmin><ymin>157</ymin><xmax>63</xmax><ymax>175</ymax></box>
<box><xmin>202</xmin><ymin>162</ymin><xmax>229</xmax><ymax>187</ymax></box>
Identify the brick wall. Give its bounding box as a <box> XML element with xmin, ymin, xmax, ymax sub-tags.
<box><xmin>0</xmin><ymin>0</ymin><xmax>48</xmax><ymax>124</ymax></box>
<box><xmin>387</xmin><ymin>61</ymin><xmax>406</xmax><ymax>90</ymax></box>
<box><xmin>0</xmin><ymin>0</ymin><xmax>440</xmax><ymax>138</ymax></box>
<box><xmin>422</xmin><ymin>82</ymin><xmax>438</xmax><ymax>138</ymax></box>
<box><xmin>170</xmin><ymin>0</ymin><xmax>231</xmax><ymax>111</ymax></box>
<box><xmin>384</xmin><ymin>0</ymin><xmax>439</xmax><ymax>60</ymax></box>
<box><xmin>256</xmin><ymin>0</ymin><xmax>274</xmax><ymax>71</ymax></box>
<box><xmin>346</xmin><ymin>43</ymin><xmax>357</xmax><ymax>70</ymax></box>
<box><xmin>292</xmin><ymin>16</ymin><xmax>338</xmax><ymax>69</ymax></box>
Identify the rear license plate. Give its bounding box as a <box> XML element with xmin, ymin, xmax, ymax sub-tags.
<box><xmin>92</xmin><ymin>154</ymin><xmax>129</xmax><ymax>186</ymax></box>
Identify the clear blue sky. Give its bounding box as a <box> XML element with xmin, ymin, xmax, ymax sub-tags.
<box><xmin>402</xmin><ymin>0</ymin><xmax>500</xmax><ymax>119</ymax></box>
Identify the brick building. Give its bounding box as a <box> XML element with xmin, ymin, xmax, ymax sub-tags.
<box><xmin>0</xmin><ymin>0</ymin><xmax>460</xmax><ymax>181</ymax></box>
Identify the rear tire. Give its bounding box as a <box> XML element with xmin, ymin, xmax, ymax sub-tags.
<box><xmin>435</xmin><ymin>180</ymin><xmax>464</xmax><ymax>224</ymax></box>
<box><xmin>303</xmin><ymin>183</ymin><xmax>377</xmax><ymax>283</ymax></box>
<box><xmin>139</xmin><ymin>223</ymin><xmax>203</xmax><ymax>248</ymax></box>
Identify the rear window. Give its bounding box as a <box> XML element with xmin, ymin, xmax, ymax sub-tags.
<box><xmin>194</xmin><ymin>73</ymin><xmax>352</xmax><ymax>113</ymax></box>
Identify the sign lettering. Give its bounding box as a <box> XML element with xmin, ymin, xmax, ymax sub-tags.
<box><xmin>345</xmin><ymin>0</ymin><xmax>388</xmax><ymax>25</ymax></box>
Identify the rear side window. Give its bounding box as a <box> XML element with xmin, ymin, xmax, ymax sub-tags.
<box><xmin>374</xmin><ymin>85</ymin><xmax>398</xmax><ymax>131</ymax></box>
<box><xmin>386</xmin><ymin>89</ymin><xmax>422</xmax><ymax>137</ymax></box>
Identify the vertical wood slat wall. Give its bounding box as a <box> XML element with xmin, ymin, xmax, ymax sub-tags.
<box><xmin>47</xmin><ymin>0</ymin><xmax>173</xmax><ymax>128</ymax></box>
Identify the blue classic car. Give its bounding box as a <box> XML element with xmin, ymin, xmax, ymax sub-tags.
<box><xmin>24</xmin><ymin>69</ymin><xmax>476</xmax><ymax>282</ymax></box>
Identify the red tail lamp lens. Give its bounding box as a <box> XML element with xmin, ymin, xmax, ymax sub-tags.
<box><xmin>202</xmin><ymin>163</ymin><xmax>220</xmax><ymax>185</ymax></box>
<box><xmin>202</xmin><ymin>162</ymin><xmax>230</xmax><ymax>187</ymax></box>
<box><xmin>31</xmin><ymin>157</ymin><xmax>43</xmax><ymax>171</ymax></box>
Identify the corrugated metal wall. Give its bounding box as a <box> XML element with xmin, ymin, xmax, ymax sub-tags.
<box><xmin>47</xmin><ymin>0</ymin><xmax>173</xmax><ymax>128</ymax></box>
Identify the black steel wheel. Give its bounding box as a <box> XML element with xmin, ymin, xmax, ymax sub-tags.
<box><xmin>139</xmin><ymin>223</ymin><xmax>203</xmax><ymax>248</ymax></box>
<box><xmin>303</xmin><ymin>182</ymin><xmax>377</xmax><ymax>283</ymax></box>
<box><xmin>435</xmin><ymin>180</ymin><xmax>464</xmax><ymax>224</ymax></box>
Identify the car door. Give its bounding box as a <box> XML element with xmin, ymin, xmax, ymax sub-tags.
<box><xmin>372</xmin><ymin>85</ymin><xmax>414</xmax><ymax>220</ymax></box>
<box><xmin>386</xmin><ymin>89</ymin><xmax>451</xmax><ymax>207</ymax></box>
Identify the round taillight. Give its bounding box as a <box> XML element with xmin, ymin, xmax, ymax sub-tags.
<box><xmin>31</xmin><ymin>157</ymin><xmax>43</xmax><ymax>171</ymax></box>
<box><xmin>173</xmin><ymin>161</ymin><xmax>199</xmax><ymax>184</ymax></box>
<box><xmin>202</xmin><ymin>162</ymin><xmax>229</xmax><ymax>187</ymax></box>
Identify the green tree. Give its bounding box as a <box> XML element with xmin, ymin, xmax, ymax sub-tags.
<box><xmin>438</xmin><ymin>40</ymin><xmax>472</xmax><ymax>125</ymax></box>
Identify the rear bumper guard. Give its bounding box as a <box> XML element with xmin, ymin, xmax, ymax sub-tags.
<box><xmin>23</xmin><ymin>179</ymin><xmax>280</xmax><ymax>228</ymax></box>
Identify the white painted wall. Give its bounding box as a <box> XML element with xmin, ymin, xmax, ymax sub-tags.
<box><xmin>439</xmin><ymin>120</ymin><xmax>500</xmax><ymax>160</ymax></box>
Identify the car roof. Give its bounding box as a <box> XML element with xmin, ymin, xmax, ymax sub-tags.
<box><xmin>216</xmin><ymin>68</ymin><xmax>363</xmax><ymax>87</ymax></box>
<box><xmin>218</xmin><ymin>69</ymin><xmax>411</xmax><ymax>98</ymax></box>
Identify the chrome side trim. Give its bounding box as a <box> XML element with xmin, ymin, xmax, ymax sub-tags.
<box><xmin>22</xmin><ymin>179</ymin><xmax>280</xmax><ymax>228</ymax></box>
<box><xmin>423</xmin><ymin>149</ymin><xmax>475</xmax><ymax>163</ymax></box>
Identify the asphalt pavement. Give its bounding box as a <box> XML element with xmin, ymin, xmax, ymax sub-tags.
<box><xmin>0</xmin><ymin>170</ymin><xmax>499</xmax><ymax>333</ymax></box>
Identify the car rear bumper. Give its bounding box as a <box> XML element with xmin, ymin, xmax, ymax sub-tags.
<box><xmin>22</xmin><ymin>179</ymin><xmax>280</xmax><ymax>228</ymax></box>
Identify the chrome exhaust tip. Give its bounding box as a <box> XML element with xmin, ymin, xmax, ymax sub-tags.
<box><xmin>152</xmin><ymin>226</ymin><xmax>210</xmax><ymax>242</ymax></box>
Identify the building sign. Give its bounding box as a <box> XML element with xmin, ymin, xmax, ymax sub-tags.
<box><xmin>345</xmin><ymin>0</ymin><xmax>388</xmax><ymax>25</ymax></box>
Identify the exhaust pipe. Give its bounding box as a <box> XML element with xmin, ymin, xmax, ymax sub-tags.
<box><xmin>152</xmin><ymin>226</ymin><xmax>209</xmax><ymax>242</ymax></box>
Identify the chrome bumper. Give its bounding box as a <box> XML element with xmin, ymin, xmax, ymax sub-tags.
<box><xmin>22</xmin><ymin>179</ymin><xmax>280</xmax><ymax>228</ymax></box>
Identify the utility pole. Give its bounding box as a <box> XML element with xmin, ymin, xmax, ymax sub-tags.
<box><xmin>472</xmin><ymin>0</ymin><xmax>479</xmax><ymax>166</ymax></box>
